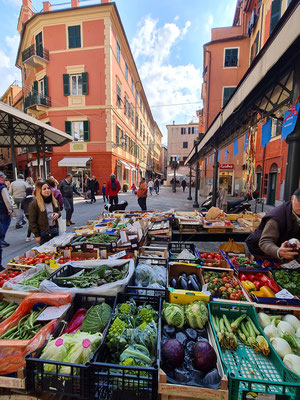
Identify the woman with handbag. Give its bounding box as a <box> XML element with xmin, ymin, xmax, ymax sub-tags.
<box><xmin>28</xmin><ymin>182</ymin><xmax>61</xmax><ymax>245</ymax></box>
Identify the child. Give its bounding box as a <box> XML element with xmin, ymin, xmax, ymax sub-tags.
<box><xmin>131</xmin><ymin>183</ymin><xmax>137</xmax><ymax>194</ymax></box>
<box><xmin>21</xmin><ymin>187</ymin><xmax>34</xmax><ymax>242</ymax></box>
<box><xmin>102</xmin><ymin>182</ymin><xmax>108</xmax><ymax>202</ymax></box>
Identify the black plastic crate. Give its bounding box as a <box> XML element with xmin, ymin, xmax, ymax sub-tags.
<box><xmin>91</xmin><ymin>292</ymin><xmax>162</xmax><ymax>400</ymax></box>
<box><xmin>26</xmin><ymin>293</ymin><xmax>117</xmax><ymax>399</ymax></box>
<box><xmin>168</xmin><ymin>242</ymin><xmax>200</xmax><ymax>263</ymax></box>
<box><xmin>126</xmin><ymin>257</ymin><xmax>168</xmax><ymax>297</ymax></box>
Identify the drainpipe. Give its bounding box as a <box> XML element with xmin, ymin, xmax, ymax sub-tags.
<box><xmin>193</xmin><ymin>142</ymin><xmax>200</xmax><ymax>208</ymax></box>
<box><xmin>204</xmin><ymin>49</ymin><xmax>211</xmax><ymax>132</ymax></box>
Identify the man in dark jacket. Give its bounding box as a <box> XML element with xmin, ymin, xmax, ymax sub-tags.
<box><xmin>88</xmin><ymin>176</ymin><xmax>100</xmax><ymax>204</ymax></box>
<box><xmin>246</xmin><ymin>188</ymin><xmax>300</xmax><ymax>261</ymax></box>
<box><xmin>0</xmin><ymin>171</ymin><xmax>13</xmax><ymax>269</ymax></box>
<box><xmin>58</xmin><ymin>173</ymin><xmax>83</xmax><ymax>226</ymax></box>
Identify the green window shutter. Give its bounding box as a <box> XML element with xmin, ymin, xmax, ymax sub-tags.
<box><xmin>68</xmin><ymin>25</ymin><xmax>81</xmax><ymax>48</ymax></box>
<box><xmin>82</xmin><ymin>72</ymin><xmax>88</xmax><ymax>95</ymax></box>
<box><xmin>63</xmin><ymin>74</ymin><xmax>70</xmax><ymax>96</ymax></box>
<box><xmin>116</xmin><ymin>125</ymin><xmax>120</xmax><ymax>144</ymax></box>
<box><xmin>65</xmin><ymin>121</ymin><xmax>71</xmax><ymax>135</ymax></box>
<box><xmin>223</xmin><ymin>87</ymin><xmax>236</xmax><ymax>107</ymax></box>
<box><xmin>270</xmin><ymin>0</ymin><xmax>281</xmax><ymax>34</ymax></box>
<box><xmin>33</xmin><ymin>80</ymin><xmax>38</xmax><ymax>94</ymax></box>
<box><xmin>44</xmin><ymin>75</ymin><xmax>48</xmax><ymax>97</ymax></box>
<box><xmin>83</xmin><ymin>120</ymin><xmax>89</xmax><ymax>142</ymax></box>
<box><xmin>255</xmin><ymin>31</ymin><xmax>260</xmax><ymax>55</ymax></box>
<box><xmin>46</xmin><ymin>121</ymin><xmax>51</xmax><ymax>126</ymax></box>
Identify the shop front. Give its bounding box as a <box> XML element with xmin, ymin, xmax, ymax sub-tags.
<box><xmin>58</xmin><ymin>157</ymin><xmax>91</xmax><ymax>191</ymax></box>
<box><xmin>27</xmin><ymin>157</ymin><xmax>51</xmax><ymax>181</ymax></box>
<box><xmin>218</xmin><ymin>163</ymin><xmax>234</xmax><ymax>195</ymax></box>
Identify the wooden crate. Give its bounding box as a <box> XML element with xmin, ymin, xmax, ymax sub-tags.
<box><xmin>158</xmin><ymin>324</ymin><xmax>228</xmax><ymax>400</ymax></box>
<box><xmin>0</xmin><ymin>290</ymin><xmax>28</xmax><ymax>303</ymax></box>
<box><xmin>139</xmin><ymin>246</ymin><xmax>167</xmax><ymax>258</ymax></box>
<box><xmin>0</xmin><ymin>369</ymin><xmax>25</xmax><ymax>390</ymax></box>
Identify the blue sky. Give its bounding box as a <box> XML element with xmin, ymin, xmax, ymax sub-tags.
<box><xmin>0</xmin><ymin>0</ymin><xmax>237</xmax><ymax>142</ymax></box>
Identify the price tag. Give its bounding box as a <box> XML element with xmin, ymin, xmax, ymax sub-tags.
<box><xmin>108</xmin><ymin>251</ymin><xmax>126</xmax><ymax>260</ymax></box>
<box><xmin>86</xmin><ymin>244</ymin><xmax>94</xmax><ymax>249</ymax></box>
<box><xmin>120</xmin><ymin>230</ymin><xmax>128</xmax><ymax>244</ymax></box>
<box><xmin>36</xmin><ymin>304</ymin><xmax>71</xmax><ymax>321</ymax></box>
<box><xmin>275</xmin><ymin>289</ymin><xmax>294</xmax><ymax>299</ymax></box>
<box><xmin>281</xmin><ymin>260</ymin><xmax>300</xmax><ymax>270</ymax></box>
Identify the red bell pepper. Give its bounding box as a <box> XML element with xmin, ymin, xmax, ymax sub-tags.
<box><xmin>246</xmin><ymin>274</ymin><xmax>256</xmax><ymax>282</ymax></box>
<box><xmin>240</xmin><ymin>273</ymin><xmax>248</xmax><ymax>281</ymax></box>
<box><xmin>253</xmin><ymin>280</ymin><xmax>263</xmax><ymax>290</ymax></box>
<box><xmin>258</xmin><ymin>274</ymin><xmax>279</xmax><ymax>293</ymax></box>
<box><xmin>64</xmin><ymin>308</ymin><xmax>87</xmax><ymax>334</ymax></box>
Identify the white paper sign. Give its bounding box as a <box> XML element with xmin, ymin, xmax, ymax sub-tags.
<box><xmin>275</xmin><ymin>289</ymin><xmax>294</xmax><ymax>299</ymax></box>
<box><xmin>108</xmin><ymin>251</ymin><xmax>126</xmax><ymax>260</ymax></box>
<box><xmin>37</xmin><ymin>304</ymin><xmax>71</xmax><ymax>321</ymax></box>
<box><xmin>120</xmin><ymin>230</ymin><xmax>128</xmax><ymax>244</ymax></box>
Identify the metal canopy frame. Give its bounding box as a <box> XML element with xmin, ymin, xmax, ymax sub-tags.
<box><xmin>0</xmin><ymin>101</ymin><xmax>72</xmax><ymax>179</ymax></box>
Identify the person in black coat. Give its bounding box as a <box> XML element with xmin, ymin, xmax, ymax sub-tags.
<box><xmin>88</xmin><ymin>176</ymin><xmax>100</xmax><ymax>204</ymax></box>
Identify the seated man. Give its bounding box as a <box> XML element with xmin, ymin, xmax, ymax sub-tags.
<box><xmin>246</xmin><ymin>188</ymin><xmax>300</xmax><ymax>260</ymax></box>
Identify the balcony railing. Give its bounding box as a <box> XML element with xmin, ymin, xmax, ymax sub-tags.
<box><xmin>22</xmin><ymin>44</ymin><xmax>49</xmax><ymax>63</ymax></box>
<box><xmin>24</xmin><ymin>93</ymin><xmax>51</xmax><ymax>109</ymax></box>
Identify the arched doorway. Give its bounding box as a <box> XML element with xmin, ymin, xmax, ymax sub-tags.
<box><xmin>256</xmin><ymin>165</ymin><xmax>262</xmax><ymax>195</ymax></box>
<box><xmin>267</xmin><ymin>163</ymin><xmax>278</xmax><ymax>206</ymax></box>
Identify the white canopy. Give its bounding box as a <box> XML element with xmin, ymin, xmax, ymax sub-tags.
<box><xmin>58</xmin><ymin>157</ymin><xmax>91</xmax><ymax>167</ymax></box>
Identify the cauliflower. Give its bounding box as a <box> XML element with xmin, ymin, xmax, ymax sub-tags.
<box><xmin>163</xmin><ymin>302</ymin><xmax>185</xmax><ymax>328</ymax></box>
<box><xmin>185</xmin><ymin>301</ymin><xmax>208</xmax><ymax>329</ymax></box>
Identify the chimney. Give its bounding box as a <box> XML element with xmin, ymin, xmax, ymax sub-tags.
<box><xmin>43</xmin><ymin>2</ymin><xmax>52</xmax><ymax>12</ymax></box>
<box><xmin>18</xmin><ymin>0</ymin><xmax>34</xmax><ymax>35</ymax></box>
<box><xmin>173</xmin><ymin>121</ymin><xmax>175</xmax><ymax>125</ymax></box>
<box><xmin>71</xmin><ymin>0</ymin><xmax>80</xmax><ymax>7</ymax></box>
<box><xmin>101</xmin><ymin>0</ymin><xmax>111</xmax><ymax>3</ymax></box>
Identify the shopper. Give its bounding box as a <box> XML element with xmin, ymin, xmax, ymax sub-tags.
<box><xmin>58</xmin><ymin>173</ymin><xmax>82</xmax><ymax>226</ymax></box>
<box><xmin>154</xmin><ymin>178</ymin><xmax>160</xmax><ymax>195</ymax></box>
<box><xmin>105</xmin><ymin>174</ymin><xmax>121</xmax><ymax>206</ymax></box>
<box><xmin>148</xmin><ymin>179</ymin><xmax>154</xmax><ymax>195</ymax></box>
<box><xmin>83</xmin><ymin>174</ymin><xmax>91</xmax><ymax>199</ymax></box>
<box><xmin>102</xmin><ymin>182</ymin><xmax>108</xmax><ymax>202</ymax></box>
<box><xmin>131</xmin><ymin>183</ymin><xmax>137</xmax><ymax>194</ymax></box>
<box><xmin>88</xmin><ymin>176</ymin><xmax>100</xmax><ymax>204</ymax></box>
<box><xmin>0</xmin><ymin>171</ymin><xmax>13</xmax><ymax>251</ymax></box>
<box><xmin>46</xmin><ymin>178</ymin><xmax>64</xmax><ymax>211</ymax></box>
<box><xmin>21</xmin><ymin>187</ymin><xmax>34</xmax><ymax>242</ymax></box>
<box><xmin>9</xmin><ymin>173</ymin><xmax>27</xmax><ymax>229</ymax></box>
<box><xmin>246</xmin><ymin>188</ymin><xmax>300</xmax><ymax>260</ymax></box>
<box><xmin>181</xmin><ymin>179</ymin><xmax>187</xmax><ymax>192</ymax></box>
<box><xmin>26</xmin><ymin>176</ymin><xmax>34</xmax><ymax>189</ymax></box>
<box><xmin>28</xmin><ymin>182</ymin><xmax>60</xmax><ymax>245</ymax></box>
<box><xmin>137</xmin><ymin>178</ymin><xmax>148</xmax><ymax>211</ymax></box>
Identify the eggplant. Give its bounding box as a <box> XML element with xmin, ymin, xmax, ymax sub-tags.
<box><xmin>179</xmin><ymin>276</ymin><xmax>188</xmax><ymax>290</ymax></box>
<box><xmin>188</xmin><ymin>275</ymin><xmax>201</xmax><ymax>291</ymax></box>
<box><xmin>170</xmin><ymin>278</ymin><xmax>177</xmax><ymax>288</ymax></box>
<box><xmin>192</xmin><ymin>273</ymin><xmax>198</xmax><ymax>281</ymax></box>
<box><xmin>180</xmin><ymin>273</ymin><xmax>187</xmax><ymax>279</ymax></box>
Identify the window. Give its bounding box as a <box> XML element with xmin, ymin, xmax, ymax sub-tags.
<box><xmin>188</xmin><ymin>127</ymin><xmax>191</xmax><ymax>134</ymax></box>
<box><xmin>135</xmin><ymin>116</ymin><xmax>139</xmax><ymax>130</ymax></box>
<box><xmin>131</xmin><ymin>77</ymin><xmax>134</xmax><ymax>92</ymax></box>
<box><xmin>68</xmin><ymin>25</ymin><xmax>81</xmax><ymax>49</ymax></box>
<box><xmin>194</xmin><ymin>127</ymin><xmax>198</xmax><ymax>135</ymax></box>
<box><xmin>35</xmin><ymin>32</ymin><xmax>43</xmax><ymax>57</ymax></box>
<box><xmin>131</xmin><ymin>104</ymin><xmax>134</xmax><ymax>123</ymax></box>
<box><xmin>125</xmin><ymin>63</ymin><xmax>128</xmax><ymax>80</ymax></box>
<box><xmin>179</xmin><ymin>161</ymin><xmax>184</xmax><ymax>166</ymax></box>
<box><xmin>224</xmin><ymin>48</ymin><xmax>238</xmax><ymax>67</ymax></box>
<box><xmin>38</xmin><ymin>79</ymin><xmax>45</xmax><ymax>97</ymax></box>
<box><xmin>222</xmin><ymin>87</ymin><xmax>236</xmax><ymax>107</ymax></box>
<box><xmin>181</xmin><ymin>127</ymin><xmax>186</xmax><ymax>135</ymax></box>
<box><xmin>140</xmin><ymin>120</ymin><xmax>143</xmax><ymax>136</ymax></box>
<box><xmin>63</xmin><ymin>73</ymin><xmax>88</xmax><ymax>96</ymax></box>
<box><xmin>183</xmin><ymin>142</ymin><xmax>188</xmax><ymax>149</ymax></box>
<box><xmin>65</xmin><ymin>120</ymin><xmax>89</xmax><ymax>141</ymax></box>
<box><xmin>72</xmin><ymin>121</ymin><xmax>84</xmax><ymax>141</ymax></box>
<box><xmin>116</xmin><ymin>40</ymin><xmax>121</xmax><ymax>63</ymax></box>
<box><xmin>250</xmin><ymin>43</ymin><xmax>254</xmax><ymax>64</ymax></box>
<box><xmin>135</xmin><ymin>88</ymin><xmax>139</xmax><ymax>103</ymax></box>
<box><xmin>270</xmin><ymin>0</ymin><xmax>282</xmax><ymax>34</ymax></box>
<box><xmin>183</xmin><ymin>156</ymin><xmax>187</xmax><ymax>161</ymax></box>
<box><xmin>125</xmin><ymin>134</ymin><xmax>128</xmax><ymax>151</ymax></box>
<box><xmin>117</xmin><ymin>82</ymin><xmax>121</xmax><ymax>106</ymax></box>
<box><xmin>116</xmin><ymin>125</ymin><xmax>120</xmax><ymax>145</ymax></box>
<box><xmin>271</xmin><ymin>118</ymin><xmax>282</xmax><ymax>138</ymax></box>
<box><xmin>71</xmin><ymin>74</ymin><xmax>82</xmax><ymax>95</ymax></box>
<box><xmin>8</xmin><ymin>96</ymin><xmax>11</xmax><ymax>106</ymax></box>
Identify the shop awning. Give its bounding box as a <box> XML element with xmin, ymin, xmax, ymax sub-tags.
<box><xmin>127</xmin><ymin>162</ymin><xmax>137</xmax><ymax>171</ymax></box>
<box><xmin>58</xmin><ymin>157</ymin><xmax>91</xmax><ymax>167</ymax></box>
<box><xmin>118</xmin><ymin>160</ymin><xmax>130</xmax><ymax>170</ymax></box>
<box><xmin>28</xmin><ymin>157</ymin><xmax>51</xmax><ymax>167</ymax></box>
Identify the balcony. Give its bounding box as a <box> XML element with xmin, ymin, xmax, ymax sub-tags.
<box><xmin>22</xmin><ymin>44</ymin><xmax>49</xmax><ymax>69</ymax></box>
<box><xmin>24</xmin><ymin>93</ymin><xmax>51</xmax><ymax>113</ymax></box>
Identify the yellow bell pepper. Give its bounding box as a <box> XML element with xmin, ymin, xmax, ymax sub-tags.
<box><xmin>260</xmin><ymin>286</ymin><xmax>275</xmax><ymax>298</ymax></box>
<box><xmin>241</xmin><ymin>280</ymin><xmax>256</xmax><ymax>292</ymax></box>
<box><xmin>252</xmin><ymin>290</ymin><xmax>264</xmax><ymax>297</ymax></box>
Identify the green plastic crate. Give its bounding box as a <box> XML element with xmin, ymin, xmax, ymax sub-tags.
<box><xmin>208</xmin><ymin>302</ymin><xmax>300</xmax><ymax>400</ymax></box>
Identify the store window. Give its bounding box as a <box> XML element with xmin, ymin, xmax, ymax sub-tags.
<box><xmin>68</xmin><ymin>25</ymin><xmax>81</xmax><ymax>49</ymax></box>
<box><xmin>224</xmin><ymin>48</ymin><xmax>238</xmax><ymax>67</ymax></box>
<box><xmin>271</xmin><ymin>118</ymin><xmax>282</xmax><ymax>138</ymax></box>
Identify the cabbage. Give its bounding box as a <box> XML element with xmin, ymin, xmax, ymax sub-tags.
<box><xmin>193</xmin><ymin>340</ymin><xmax>217</xmax><ymax>373</ymax></box>
<box><xmin>162</xmin><ymin>339</ymin><xmax>184</xmax><ymax>368</ymax></box>
<box><xmin>163</xmin><ymin>302</ymin><xmax>185</xmax><ymax>328</ymax></box>
<box><xmin>81</xmin><ymin>302</ymin><xmax>112</xmax><ymax>334</ymax></box>
<box><xmin>185</xmin><ymin>301</ymin><xmax>208</xmax><ymax>329</ymax></box>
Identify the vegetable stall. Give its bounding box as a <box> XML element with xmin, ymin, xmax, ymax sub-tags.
<box><xmin>0</xmin><ymin>209</ymin><xmax>299</xmax><ymax>400</ymax></box>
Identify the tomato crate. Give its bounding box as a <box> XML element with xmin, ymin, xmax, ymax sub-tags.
<box><xmin>168</xmin><ymin>242</ymin><xmax>200</xmax><ymax>263</ymax></box>
<box><xmin>90</xmin><ymin>293</ymin><xmax>162</xmax><ymax>400</ymax></box>
<box><xmin>26</xmin><ymin>293</ymin><xmax>117</xmax><ymax>399</ymax></box>
<box><xmin>126</xmin><ymin>257</ymin><xmax>168</xmax><ymax>297</ymax></box>
<box><xmin>208</xmin><ymin>302</ymin><xmax>300</xmax><ymax>400</ymax></box>
<box><xmin>199</xmin><ymin>252</ymin><xmax>228</xmax><ymax>268</ymax></box>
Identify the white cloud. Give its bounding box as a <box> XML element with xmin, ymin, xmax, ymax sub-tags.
<box><xmin>131</xmin><ymin>16</ymin><xmax>202</xmax><ymax>143</ymax></box>
<box><xmin>205</xmin><ymin>14</ymin><xmax>214</xmax><ymax>33</ymax></box>
<box><xmin>0</xmin><ymin>50</ymin><xmax>10</xmax><ymax>68</ymax></box>
<box><xmin>0</xmin><ymin>34</ymin><xmax>21</xmax><ymax>96</ymax></box>
<box><xmin>174</xmin><ymin>16</ymin><xmax>179</xmax><ymax>22</ymax></box>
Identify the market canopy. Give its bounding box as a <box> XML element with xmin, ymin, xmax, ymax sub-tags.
<box><xmin>58</xmin><ymin>157</ymin><xmax>91</xmax><ymax>167</ymax></box>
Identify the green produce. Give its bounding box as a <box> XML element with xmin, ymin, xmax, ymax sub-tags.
<box><xmin>162</xmin><ymin>302</ymin><xmax>185</xmax><ymax>329</ymax></box>
<box><xmin>21</xmin><ymin>269</ymin><xmax>50</xmax><ymax>288</ymax></box>
<box><xmin>115</xmin><ymin>298</ymin><xmax>137</xmax><ymax>320</ymax></box>
<box><xmin>0</xmin><ymin>301</ymin><xmax>18</xmax><ymax>321</ymax></box>
<box><xmin>0</xmin><ymin>306</ymin><xmax>46</xmax><ymax>340</ymax></box>
<box><xmin>87</xmin><ymin>234</ymin><xmax>118</xmax><ymax>244</ymax></box>
<box><xmin>81</xmin><ymin>302</ymin><xmax>112</xmax><ymax>334</ymax></box>
<box><xmin>185</xmin><ymin>301</ymin><xmax>208</xmax><ymax>329</ymax></box>
<box><xmin>55</xmin><ymin>263</ymin><xmax>129</xmax><ymax>288</ymax></box>
<box><xmin>136</xmin><ymin>305</ymin><xmax>157</xmax><ymax>325</ymax></box>
<box><xmin>273</xmin><ymin>270</ymin><xmax>300</xmax><ymax>295</ymax></box>
<box><xmin>120</xmin><ymin>344</ymin><xmax>152</xmax><ymax>367</ymax></box>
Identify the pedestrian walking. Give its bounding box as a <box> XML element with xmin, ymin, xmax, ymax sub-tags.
<box><xmin>131</xmin><ymin>183</ymin><xmax>137</xmax><ymax>194</ymax></box>
<box><xmin>102</xmin><ymin>182</ymin><xmax>108</xmax><ymax>202</ymax></box>
<box><xmin>46</xmin><ymin>178</ymin><xmax>64</xmax><ymax>211</ymax></box>
<box><xmin>26</xmin><ymin>176</ymin><xmax>34</xmax><ymax>189</ymax></box>
<box><xmin>21</xmin><ymin>187</ymin><xmax>34</xmax><ymax>242</ymax></box>
<box><xmin>105</xmin><ymin>174</ymin><xmax>121</xmax><ymax>206</ymax></box>
<box><xmin>137</xmin><ymin>178</ymin><xmax>148</xmax><ymax>211</ymax></box>
<box><xmin>9</xmin><ymin>173</ymin><xmax>27</xmax><ymax>229</ymax></box>
<box><xmin>28</xmin><ymin>181</ymin><xmax>61</xmax><ymax>245</ymax></box>
<box><xmin>181</xmin><ymin>179</ymin><xmax>187</xmax><ymax>192</ymax></box>
<box><xmin>88</xmin><ymin>176</ymin><xmax>100</xmax><ymax>204</ymax></box>
<box><xmin>58</xmin><ymin>173</ymin><xmax>83</xmax><ymax>226</ymax></box>
<box><xmin>154</xmin><ymin>177</ymin><xmax>160</xmax><ymax>195</ymax></box>
<box><xmin>0</xmin><ymin>172</ymin><xmax>13</xmax><ymax>252</ymax></box>
<box><xmin>148</xmin><ymin>179</ymin><xmax>154</xmax><ymax>195</ymax></box>
<box><xmin>83</xmin><ymin>174</ymin><xmax>91</xmax><ymax>200</ymax></box>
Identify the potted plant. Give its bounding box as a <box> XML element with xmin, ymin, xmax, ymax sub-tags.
<box><xmin>123</xmin><ymin>183</ymin><xmax>129</xmax><ymax>192</ymax></box>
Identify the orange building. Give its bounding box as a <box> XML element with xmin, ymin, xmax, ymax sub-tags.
<box><xmin>15</xmin><ymin>0</ymin><xmax>162</xmax><ymax>187</ymax></box>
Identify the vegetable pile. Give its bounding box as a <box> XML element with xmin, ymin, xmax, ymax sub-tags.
<box><xmin>169</xmin><ymin>272</ymin><xmax>201</xmax><ymax>291</ymax></box>
<box><xmin>203</xmin><ymin>271</ymin><xmax>245</xmax><ymax>301</ymax></box>
<box><xmin>9</xmin><ymin>252</ymin><xmax>60</xmax><ymax>266</ymax></box>
<box><xmin>239</xmin><ymin>272</ymin><xmax>280</xmax><ymax>298</ymax></box>
<box><xmin>258</xmin><ymin>312</ymin><xmax>300</xmax><ymax>375</ymax></box>
<box><xmin>86</xmin><ymin>234</ymin><xmax>118</xmax><ymax>244</ymax></box>
<box><xmin>273</xmin><ymin>270</ymin><xmax>300</xmax><ymax>296</ymax></box>
<box><xmin>55</xmin><ymin>263</ymin><xmax>129</xmax><ymax>288</ymax></box>
<box><xmin>170</xmin><ymin>249</ymin><xmax>196</xmax><ymax>260</ymax></box>
<box><xmin>161</xmin><ymin>301</ymin><xmax>220</xmax><ymax>388</ymax></box>
<box><xmin>0</xmin><ymin>306</ymin><xmax>46</xmax><ymax>340</ymax></box>
<box><xmin>200</xmin><ymin>252</ymin><xmax>223</xmax><ymax>267</ymax></box>
<box><xmin>106</xmin><ymin>298</ymin><xmax>158</xmax><ymax>372</ymax></box>
<box><xmin>229</xmin><ymin>255</ymin><xmax>260</xmax><ymax>269</ymax></box>
<box><xmin>211</xmin><ymin>313</ymin><xmax>270</xmax><ymax>356</ymax></box>
<box><xmin>0</xmin><ymin>270</ymin><xmax>22</xmax><ymax>287</ymax></box>
<box><xmin>20</xmin><ymin>269</ymin><xmax>50</xmax><ymax>288</ymax></box>
<box><xmin>57</xmin><ymin>254</ymin><xmax>97</xmax><ymax>264</ymax></box>
<box><xmin>0</xmin><ymin>301</ymin><xmax>18</xmax><ymax>321</ymax></box>
<box><xmin>134</xmin><ymin>261</ymin><xmax>167</xmax><ymax>290</ymax></box>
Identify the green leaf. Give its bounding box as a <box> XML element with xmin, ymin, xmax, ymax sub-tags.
<box><xmin>81</xmin><ymin>302</ymin><xmax>112</xmax><ymax>334</ymax></box>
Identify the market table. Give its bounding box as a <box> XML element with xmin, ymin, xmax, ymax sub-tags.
<box><xmin>172</xmin><ymin>230</ymin><xmax>251</xmax><ymax>242</ymax></box>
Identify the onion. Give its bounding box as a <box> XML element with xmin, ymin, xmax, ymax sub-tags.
<box><xmin>270</xmin><ymin>337</ymin><xmax>292</xmax><ymax>359</ymax></box>
<box><xmin>282</xmin><ymin>314</ymin><xmax>300</xmax><ymax>331</ymax></box>
<box><xmin>258</xmin><ymin>312</ymin><xmax>271</xmax><ymax>329</ymax></box>
<box><xmin>193</xmin><ymin>340</ymin><xmax>217</xmax><ymax>374</ymax></box>
<box><xmin>278</xmin><ymin>321</ymin><xmax>295</xmax><ymax>336</ymax></box>
<box><xmin>283</xmin><ymin>354</ymin><xmax>300</xmax><ymax>375</ymax></box>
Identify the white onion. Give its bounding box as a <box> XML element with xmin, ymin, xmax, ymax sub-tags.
<box><xmin>270</xmin><ymin>337</ymin><xmax>292</xmax><ymax>359</ymax></box>
<box><xmin>283</xmin><ymin>354</ymin><xmax>300</xmax><ymax>375</ymax></box>
<box><xmin>283</xmin><ymin>314</ymin><xmax>300</xmax><ymax>330</ymax></box>
<box><xmin>258</xmin><ymin>312</ymin><xmax>271</xmax><ymax>329</ymax></box>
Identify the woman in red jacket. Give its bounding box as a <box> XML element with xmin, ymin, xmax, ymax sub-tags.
<box><xmin>105</xmin><ymin>174</ymin><xmax>121</xmax><ymax>206</ymax></box>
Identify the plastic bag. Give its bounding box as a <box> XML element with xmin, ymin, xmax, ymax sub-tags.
<box><xmin>0</xmin><ymin>293</ymin><xmax>72</xmax><ymax>375</ymax></box>
<box><xmin>135</xmin><ymin>262</ymin><xmax>166</xmax><ymax>288</ymax></box>
<box><xmin>3</xmin><ymin>264</ymin><xmax>52</xmax><ymax>292</ymax></box>
<box><xmin>39</xmin><ymin>259</ymin><xmax>134</xmax><ymax>297</ymax></box>
<box><xmin>58</xmin><ymin>217</ymin><xmax>66</xmax><ymax>236</ymax></box>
